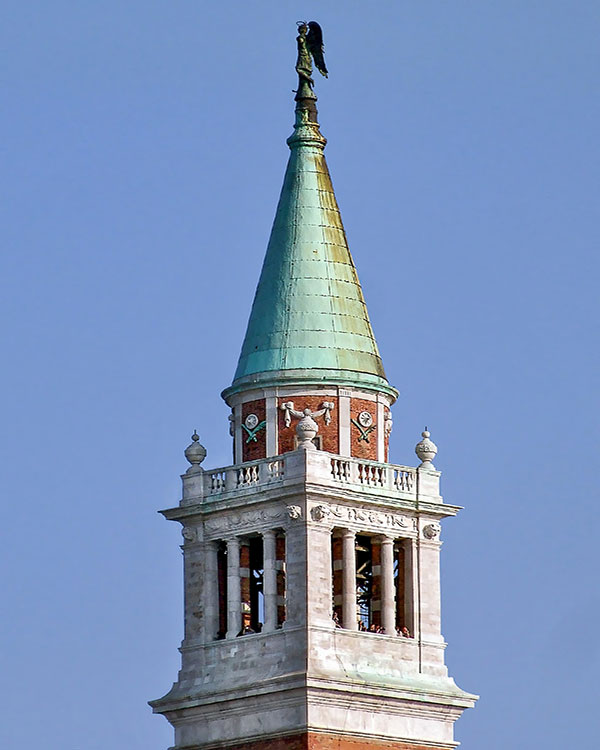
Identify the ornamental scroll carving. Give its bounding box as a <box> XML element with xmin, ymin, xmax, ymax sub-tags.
<box><xmin>204</xmin><ymin>505</ymin><xmax>289</xmax><ymax>536</ymax></box>
<box><xmin>310</xmin><ymin>502</ymin><xmax>414</xmax><ymax>530</ymax></box>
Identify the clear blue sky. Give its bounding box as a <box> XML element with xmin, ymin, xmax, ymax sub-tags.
<box><xmin>2</xmin><ymin>2</ymin><xmax>599</xmax><ymax>748</ymax></box>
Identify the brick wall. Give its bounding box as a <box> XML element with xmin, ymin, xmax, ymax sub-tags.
<box><xmin>307</xmin><ymin>734</ymin><xmax>453</xmax><ymax>750</ymax></box>
<box><xmin>218</xmin><ymin>732</ymin><xmax>453</xmax><ymax>750</ymax></box>
<box><xmin>278</xmin><ymin>396</ymin><xmax>339</xmax><ymax>454</ymax></box>
<box><xmin>242</xmin><ymin>399</ymin><xmax>267</xmax><ymax>462</ymax></box>
<box><xmin>350</xmin><ymin>399</ymin><xmax>378</xmax><ymax>460</ymax></box>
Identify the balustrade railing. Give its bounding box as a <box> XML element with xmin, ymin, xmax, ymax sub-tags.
<box><xmin>205</xmin><ymin>457</ymin><xmax>286</xmax><ymax>496</ymax></box>
<box><xmin>330</xmin><ymin>457</ymin><xmax>415</xmax><ymax>493</ymax></box>
<box><xmin>202</xmin><ymin>453</ymin><xmax>416</xmax><ymax>499</ymax></box>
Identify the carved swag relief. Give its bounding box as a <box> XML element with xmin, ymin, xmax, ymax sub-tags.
<box><xmin>310</xmin><ymin>502</ymin><xmax>415</xmax><ymax>531</ymax></box>
<box><xmin>280</xmin><ymin>401</ymin><xmax>335</xmax><ymax>450</ymax></box>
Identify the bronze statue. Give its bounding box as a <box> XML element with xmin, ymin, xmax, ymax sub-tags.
<box><xmin>295</xmin><ymin>21</ymin><xmax>328</xmax><ymax>92</ymax></box>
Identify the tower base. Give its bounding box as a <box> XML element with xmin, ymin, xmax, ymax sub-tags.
<box><xmin>177</xmin><ymin>731</ymin><xmax>456</xmax><ymax>750</ymax></box>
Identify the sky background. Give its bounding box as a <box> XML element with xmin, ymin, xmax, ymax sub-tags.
<box><xmin>2</xmin><ymin>2</ymin><xmax>599</xmax><ymax>748</ymax></box>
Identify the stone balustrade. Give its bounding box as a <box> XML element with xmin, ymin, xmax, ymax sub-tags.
<box><xmin>181</xmin><ymin>450</ymin><xmax>435</xmax><ymax>506</ymax></box>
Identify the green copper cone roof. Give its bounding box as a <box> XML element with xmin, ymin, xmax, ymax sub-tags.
<box><xmin>224</xmin><ymin>95</ymin><xmax>396</xmax><ymax>401</ymax></box>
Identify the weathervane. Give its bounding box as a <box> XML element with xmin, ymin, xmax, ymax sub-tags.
<box><xmin>295</xmin><ymin>21</ymin><xmax>328</xmax><ymax>98</ymax></box>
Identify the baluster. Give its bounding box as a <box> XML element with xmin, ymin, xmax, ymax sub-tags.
<box><xmin>225</xmin><ymin>467</ymin><xmax>237</xmax><ymax>491</ymax></box>
<box><xmin>349</xmin><ymin>458</ymin><xmax>360</xmax><ymax>484</ymax></box>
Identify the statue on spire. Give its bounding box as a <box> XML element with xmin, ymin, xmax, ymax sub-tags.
<box><xmin>295</xmin><ymin>21</ymin><xmax>328</xmax><ymax>95</ymax></box>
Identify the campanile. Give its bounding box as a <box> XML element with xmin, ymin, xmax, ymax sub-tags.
<box><xmin>151</xmin><ymin>22</ymin><xmax>477</xmax><ymax>750</ymax></box>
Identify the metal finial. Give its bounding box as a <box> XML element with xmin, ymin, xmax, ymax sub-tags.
<box><xmin>191</xmin><ymin>430</ymin><xmax>199</xmax><ymax>442</ymax></box>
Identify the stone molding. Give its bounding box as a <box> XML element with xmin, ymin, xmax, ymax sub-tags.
<box><xmin>309</xmin><ymin>501</ymin><xmax>417</xmax><ymax>534</ymax></box>
<box><xmin>203</xmin><ymin>503</ymin><xmax>301</xmax><ymax>539</ymax></box>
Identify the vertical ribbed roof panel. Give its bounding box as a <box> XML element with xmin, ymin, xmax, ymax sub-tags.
<box><xmin>228</xmin><ymin>95</ymin><xmax>393</xmax><ymax>397</ymax></box>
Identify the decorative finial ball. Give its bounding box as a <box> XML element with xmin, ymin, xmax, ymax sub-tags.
<box><xmin>185</xmin><ymin>430</ymin><xmax>206</xmax><ymax>468</ymax></box>
<box><xmin>415</xmin><ymin>427</ymin><xmax>438</xmax><ymax>469</ymax></box>
<box><xmin>296</xmin><ymin>412</ymin><xmax>319</xmax><ymax>450</ymax></box>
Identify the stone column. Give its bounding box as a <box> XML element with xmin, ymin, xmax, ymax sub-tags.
<box><xmin>203</xmin><ymin>540</ymin><xmax>219</xmax><ymax>642</ymax></box>
<box><xmin>332</xmin><ymin>535</ymin><xmax>343</xmax><ymax>624</ymax></box>
<box><xmin>380</xmin><ymin>535</ymin><xmax>396</xmax><ymax>635</ymax></box>
<box><xmin>226</xmin><ymin>537</ymin><xmax>241</xmax><ymax>639</ymax></box>
<box><xmin>276</xmin><ymin>534</ymin><xmax>287</xmax><ymax>626</ymax></box>
<box><xmin>233</xmin><ymin>403</ymin><xmax>243</xmax><ymax>464</ymax></box>
<box><xmin>370</xmin><ymin>539</ymin><xmax>382</xmax><ymax>628</ymax></box>
<box><xmin>262</xmin><ymin>529</ymin><xmax>277</xmax><ymax>632</ymax></box>
<box><xmin>404</xmin><ymin>537</ymin><xmax>418</xmax><ymax>637</ymax></box>
<box><xmin>182</xmin><ymin>541</ymin><xmax>203</xmax><ymax>644</ymax></box>
<box><xmin>418</xmin><ymin>533</ymin><xmax>443</xmax><ymax>642</ymax></box>
<box><xmin>284</xmin><ymin>523</ymin><xmax>305</xmax><ymax>628</ymax></box>
<box><xmin>306</xmin><ymin>524</ymin><xmax>334</xmax><ymax>628</ymax></box>
<box><xmin>265</xmin><ymin>395</ymin><xmax>278</xmax><ymax>457</ymax></box>
<box><xmin>376</xmin><ymin>399</ymin><xmax>385</xmax><ymax>462</ymax></box>
<box><xmin>341</xmin><ymin>528</ymin><xmax>357</xmax><ymax>630</ymax></box>
<box><xmin>338</xmin><ymin>391</ymin><xmax>351</xmax><ymax>456</ymax></box>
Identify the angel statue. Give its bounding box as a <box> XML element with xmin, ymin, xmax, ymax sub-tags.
<box><xmin>295</xmin><ymin>21</ymin><xmax>328</xmax><ymax>94</ymax></box>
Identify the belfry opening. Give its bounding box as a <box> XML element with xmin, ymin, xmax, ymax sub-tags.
<box><xmin>331</xmin><ymin>532</ymin><xmax>414</xmax><ymax>636</ymax></box>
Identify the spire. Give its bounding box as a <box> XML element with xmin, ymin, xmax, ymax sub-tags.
<box><xmin>223</xmin><ymin>25</ymin><xmax>396</xmax><ymax>402</ymax></box>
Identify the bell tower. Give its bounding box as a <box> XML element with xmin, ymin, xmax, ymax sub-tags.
<box><xmin>151</xmin><ymin>22</ymin><xmax>477</xmax><ymax>750</ymax></box>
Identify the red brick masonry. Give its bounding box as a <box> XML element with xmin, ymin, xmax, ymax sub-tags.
<box><xmin>350</xmin><ymin>398</ymin><xmax>378</xmax><ymax>461</ymax></box>
<box><xmin>242</xmin><ymin>399</ymin><xmax>267</xmax><ymax>462</ymax></box>
<box><xmin>278</xmin><ymin>396</ymin><xmax>339</xmax><ymax>454</ymax></box>
<box><xmin>214</xmin><ymin>732</ymin><xmax>453</xmax><ymax>750</ymax></box>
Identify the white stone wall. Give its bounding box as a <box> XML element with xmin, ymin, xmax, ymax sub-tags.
<box><xmin>151</xmin><ymin>448</ymin><xmax>477</xmax><ymax>748</ymax></box>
